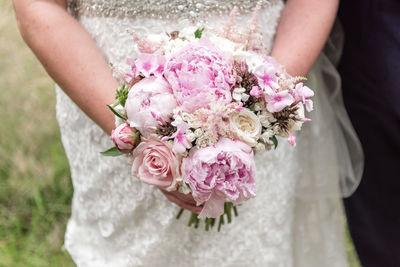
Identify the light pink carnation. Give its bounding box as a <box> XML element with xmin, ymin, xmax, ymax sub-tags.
<box><xmin>125</xmin><ymin>76</ymin><xmax>177</xmax><ymax>136</ymax></box>
<box><xmin>164</xmin><ymin>39</ymin><xmax>236</xmax><ymax>113</ymax></box>
<box><xmin>182</xmin><ymin>138</ymin><xmax>256</xmax><ymax>219</ymax></box>
<box><xmin>132</xmin><ymin>138</ymin><xmax>181</xmax><ymax>191</ymax></box>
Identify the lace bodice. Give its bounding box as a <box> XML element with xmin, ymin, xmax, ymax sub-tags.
<box><xmin>57</xmin><ymin>1</ymin><xmax>350</xmax><ymax>266</ymax></box>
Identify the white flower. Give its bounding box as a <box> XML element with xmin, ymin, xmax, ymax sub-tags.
<box><xmin>232</xmin><ymin>87</ymin><xmax>250</xmax><ymax>102</ymax></box>
<box><xmin>208</xmin><ymin>35</ymin><xmax>239</xmax><ymax>54</ymax></box>
<box><xmin>287</xmin><ymin>103</ymin><xmax>305</xmax><ymax>133</ymax></box>
<box><xmin>163</xmin><ymin>38</ymin><xmax>190</xmax><ymax>57</ymax></box>
<box><xmin>233</xmin><ymin>50</ymin><xmax>264</xmax><ymax>72</ymax></box>
<box><xmin>194</xmin><ymin>128</ymin><xmax>204</xmax><ymax>137</ymax></box>
<box><xmin>254</xmin><ymin>142</ymin><xmax>266</xmax><ymax>152</ymax></box>
<box><xmin>114</xmin><ymin>104</ymin><xmax>127</xmax><ymax>127</ymax></box>
<box><xmin>254</xmin><ymin>102</ymin><xmax>264</xmax><ymax>111</ymax></box>
<box><xmin>179</xmin><ymin>26</ymin><xmax>198</xmax><ymax>41</ymax></box>
<box><xmin>186</xmin><ymin>130</ymin><xmax>196</xmax><ymax>142</ymax></box>
<box><xmin>258</xmin><ymin>110</ymin><xmax>276</xmax><ymax>127</ymax></box>
<box><xmin>178</xmin><ymin>181</ymin><xmax>191</xmax><ymax>194</ymax></box>
<box><xmin>260</xmin><ymin>130</ymin><xmax>275</xmax><ymax>144</ymax></box>
<box><xmin>230</xmin><ymin>108</ymin><xmax>262</xmax><ymax>147</ymax></box>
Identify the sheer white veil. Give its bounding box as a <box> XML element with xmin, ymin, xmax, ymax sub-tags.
<box><xmin>294</xmin><ymin>20</ymin><xmax>364</xmax><ymax>199</ymax></box>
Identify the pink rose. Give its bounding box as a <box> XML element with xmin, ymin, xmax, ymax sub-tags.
<box><xmin>125</xmin><ymin>76</ymin><xmax>177</xmax><ymax>137</ymax></box>
<box><xmin>131</xmin><ymin>138</ymin><xmax>181</xmax><ymax>191</ymax></box>
<box><xmin>182</xmin><ymin>138</ymin><xmax>256</xmax><ymax>219</ymax></box>
<box><xmin>164</xmin><ymin>39</ymin><xmax>236</xmax><ymax>113</ymax></box>
<box><xmin>110</xmin><ymin>123</ymin><xmax>140</xmax><ymax>151</ymax></box>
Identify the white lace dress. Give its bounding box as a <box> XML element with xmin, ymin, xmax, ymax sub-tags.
<box><xmin>57</xmin><ymin>1</ymin><xmax>362</xmax><ymax>266</ymax></box>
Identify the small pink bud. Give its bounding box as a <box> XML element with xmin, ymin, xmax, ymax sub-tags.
<box><xmin>287</xmin><ymin>131</ymin><xmax>296</xmax><ymax>147</ymax></box>
<box><xmin>111</xmin><ymin>123</ymin><xmax>140</xmax><ymax>151</ymax></box>
<box><xmin>234</xmin><ymin>102</ymin><xmax>243</xmax><ymax>112</ymax></box>
<box><xmin>150</xmin><ymin>111</ymin><xmax>166</xmax><ymax>125</ymax></box>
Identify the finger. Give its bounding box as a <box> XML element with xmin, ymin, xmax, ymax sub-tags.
<box><xmin>172</xmin><ymin>191</ymin><xmax>197</xmax><ymax>205</ymax></box>
<box><xmin>162</xmin><ymin>192</ymin><xmax>202</xmax><ymax>214</ymax></box>
<box><xmin>160</xmin><ymin>189</ymin><xmax>197</xmax><ymax>205</ymax></box>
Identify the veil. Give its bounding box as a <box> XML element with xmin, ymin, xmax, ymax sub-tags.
<box><xmin>294</xmin><ymin>20</ymin><xmax>364</xmax><ymax>199</ymax></box>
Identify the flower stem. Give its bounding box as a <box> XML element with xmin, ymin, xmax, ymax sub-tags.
<box><xmin>218</xmin><ymin>214</ymin><xmax>225</xmax><ymax>232</ymax></box>
<box><xmin>205</xmin><ymin>218</ymin><xmax>211</xmax><ymax>231</ymax></box>
<box><xmin>233</xmin><ymin>206</ymin><xmax>238</xmax><ymax>217</ymax></box>
<box><xmin>176</xmin><ymin>208</ymin><xmax>184</xmax><ymax>220</ymax></box>
<box><xmin>194</xmin><ymin>217</ymin><xmax>200</xmax><ymax>229</ymax></box>
<box><xmin>225</xmin><ymin>203</ymin><xmax>232</xmax><ymax>223</ymax></box>
<box><xmin>188</xmin><ymin>212</ymin><xmax>197</xmax><ymax>227</ymax></box>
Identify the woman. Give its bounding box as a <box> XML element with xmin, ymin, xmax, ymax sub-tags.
<box><xmin>13</xmin><ymin>0</ymin><xmax>362</xmax><ymax>266</ymax></box>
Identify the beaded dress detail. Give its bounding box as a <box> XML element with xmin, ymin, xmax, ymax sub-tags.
<box><xmin>56</xmin><ymin>1</ymin><xmax>352</xmax><ymax>266</ymax></box>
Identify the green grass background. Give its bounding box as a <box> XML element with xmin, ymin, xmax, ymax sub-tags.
<box><xmin>0</xmin><ymin>1</ymin><xmax>360</xmax><ymax>266</ymax></box>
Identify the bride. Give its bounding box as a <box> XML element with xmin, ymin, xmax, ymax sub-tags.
<box><xmin>13</xmin><ymin>0</ymin><xmax>363</xmax><ymax>266</ymax></box>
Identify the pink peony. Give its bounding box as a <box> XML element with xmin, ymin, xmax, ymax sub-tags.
<box><xmin>125</xmin><ymin>76</ymin><xmax>177</xmax><ymax>137</ymax></box>
<box><xmin>131</xmin><ymin>138</ymin><xmax>181</xmax><ymax>191</ymax></box>
<box><xmin>164</xmin><ymin>39</ymin><xmax>236</xmax><ymax>113</ymax></box>
<box><xmin>110</xmin><ymin>123</ymin><xmax>140</xmax><ymax>151</ymax></box>
<box><xmin>182</xmin><ymin>138</ymin><xmax>256</xmax><ymax>219</ymax></box>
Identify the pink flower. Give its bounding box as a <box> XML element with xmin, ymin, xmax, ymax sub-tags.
<box><xmin>130</xmin><ymin>53</ymin><xmax>166</xmax><ymax>78</ymax></box>
<box><xmin>287</xmin><ymin>131</ymin><xmax>296</xmax><ymax>147</ymax></box>
<box><xmin>182</xmin><ymin>138</ymin><xmax>256</xmax><ymax>219</ymax></box>
<box><xmin>131</xmin><ymin>138</ymin><xmax>181</xmax><ymax>191</ymax></box>
<box><xmin>249</xmin><ymin>85</ymin><xmax>263</xmax><ymax>98</ymax></box>
<box><xmin>170</xmin><ymin>122</ymin><xmax>192</xmax><ymax>154</ymax></box>
<box><xmin>265</xmin><ymin>90</ymin><xmax>295</xmax><ymax>113</ymax></box>
<box><xmin>110</xmin><ymin>123</ymin><xmax>140</xmax><ymax>151</ymax></box>
<box><xmin>293</xmin><ymin>83</ymin><xmax>314</xmax><ymax>111</ymax></box>
<box><xmin>164</xmin><ymin>39</ymin><xmax>236</xmax><ymax>113</ymax></box>
<box><xmin>254</xmin><ymin>64</ymin><xmax>280</xmax><ymax>95</ymax></box>
<box><xmin>125</xmin><ymin>77</ymin><xmax>177</xmax><ymax>136</ymax></box>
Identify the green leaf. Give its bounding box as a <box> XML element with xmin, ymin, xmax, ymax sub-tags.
<box><xmin>194</xmin><ymin>27</ymin><xmax>205</xmax><ymax>39</ymax></box>
<box><xmin>100</xmin><ymin>147</ymin><xmax>127</xmax><ymax>157</ymax></box>
<box><xmin>270</xmin><ymin>135</ymin><xmax>278</xmax><ymax>149</ymax></box>
<box><xmin>107</xmin><ymin>105</ymin><xmax>127</xmax><ymax>120</ymax></box>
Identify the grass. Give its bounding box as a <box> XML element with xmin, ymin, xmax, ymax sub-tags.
<box><xmin>0</xmin><ymin>1</ymin><xmax>73</xmax><ymax>266</ymax></box>
<box><xmin>0</xmin><ymin>1</ymin><xmax>360</xmax><ymax>266</ymax></box>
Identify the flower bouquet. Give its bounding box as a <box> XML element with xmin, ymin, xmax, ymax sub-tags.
<box><xmin>102</xmin><ymin>4</ymin><xmax>314</xmax><ymax>231</ymax></box>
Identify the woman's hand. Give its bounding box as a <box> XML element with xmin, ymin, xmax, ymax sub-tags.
<box><xmin>270</xmin><ymin>0</ymin><xmax>339</xmax><ymax>76</ymax></box>
<box><xmin>13</xmin><ymin>0</ymin><xmax>118</xmax><ymax>134</ymax></box>
<box><xmin>160</xmin><ymin>189</ymin><xmax>202</xmax><ymax>214</ymax></box>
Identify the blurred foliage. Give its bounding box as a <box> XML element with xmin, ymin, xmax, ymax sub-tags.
<box><xmin>0</xmin><ymin>1</ymin><xmax>359</xmax><ymax>266</ymax></box>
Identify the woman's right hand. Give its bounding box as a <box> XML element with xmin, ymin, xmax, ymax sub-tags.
<box><xmin>160</xmin><ymin>189</ymin><xmax>202</xmax><ymax>214</ymax></box>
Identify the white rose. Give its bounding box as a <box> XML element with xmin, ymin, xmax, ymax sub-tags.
<box><xmin>230</xmin><ymin>108</ymin><xmax>262</xmax><ymax>147</ymax></box>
